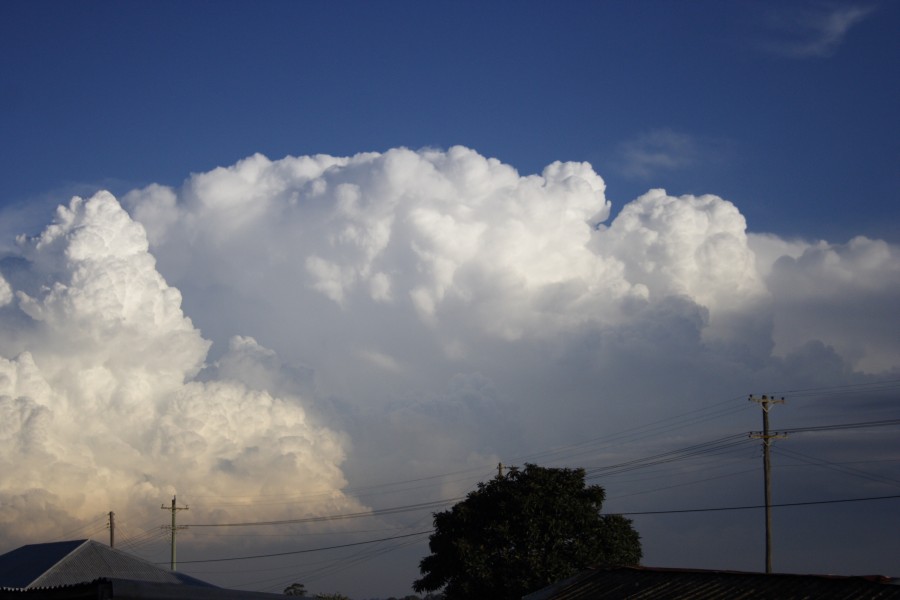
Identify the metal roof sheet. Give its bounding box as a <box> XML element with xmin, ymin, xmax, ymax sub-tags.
<box><xmin>0</xmin><ymin>540</ymin><xmax>214</xmax><ymax>590</ymax></box>
<box><xmin>0</xmin><ymin>578</ymin><xmax>288</xmax><ymax>599</ymax></box>
<box><xmin>0</xmin><ymin>540</ymin><xmax>85</xmax><ymax>589</ymax></box>
<box><xmin>524</xmin><ymin>566</ymin><xmax>900</xmax><ymax>600</ymax></box>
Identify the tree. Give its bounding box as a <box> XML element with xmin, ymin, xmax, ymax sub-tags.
<box><xmin>284</xmin><ymin>583</ymin><xmax>307</xmax><ymax>596</ymax></box>
<box><xmin>413</xmin><ymin>464</ymin><xmax>641</xmax><ymax>599</ymax></box>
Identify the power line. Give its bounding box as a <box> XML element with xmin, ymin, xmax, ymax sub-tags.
<box><xmin>779</xmin><ymin>419</ymin><xmax>900</xmax><ymax>434</ymax></box>
<box><xmin>776</xmin><ymin>379</ymin><xmax>900</xmax><ymax>398</ymax></box>
<box><xmin>169</xmin><ymin>493</ymin><xmax>900</xmax><ymax>566</ymax></box>
<box><xmin>772</xmin><ymin>446</ymin><xmax>900</xmax><ymax>488</ymax></box>
<box><xmin>54</xmin><ymin>515</ymin><xmax>109</xmax><ymax>541</ymax></box>
<box><xmin>608</xmin><ymin>466</ymin><xmax>759</xmax><ymax>501</ymax></box>
<box><xmin>186</xmin><ymin>525</ymin><xmax>412</xmax><ymax>538</ymax></box>
<box><xmin>518</xmin><ymin>395</ymin><xmax>750</xmax><ymax>467</ymax></box>
<box><xmin>166</xmin><ymin>386</ymin><xmax>900</xmax><ymax>523</ymax></box>
<box><xmin>119</xmin><ymin>527</ymin><xmax>166</xmax><ymax>546</ymax></box>
<box><xmin>186</xmin><ymin>498</ymin><xmax>461</xmax><ymax>528</ymax></box>
<box><xmin>170</xmin><ymin>530</ymin><xmax>433</xmax><ymax>565</ymax></box>
<box><xmin>585</xmin><ymin>434</ymin><xmax>752</xmax><ymax>478</ymax></box>
<box><xmin>183</xmin><ymin>437</ymin><xmax>749</xmax><ymax>531</ymax></box>
<box><xmin>616</xmin><ymin>493</ymin><xmax>900</xmax><ymax>516</ymax></box>
<box><xmin>145</xmin><ymin>402</ymin><xmax>900</xmax><ymax>582</ymax></box>
<box><xmin>181</xmin><ymin>418</ymin><xmax>899</xmax><ymax>531</ymax></box>
<box><xmin>160</xmin><ymin>384</ymin><xmax>900</xmax><ymax>517</ymax></box>
<box><xmin>260</xmin><ymin>531</ymin><xmax>426</xmax><ymax>592</ymax></box>
<box><xmin>185</xmin><ymin>466</ymin><xmax>492</xmax><ymax>509</ymax></box>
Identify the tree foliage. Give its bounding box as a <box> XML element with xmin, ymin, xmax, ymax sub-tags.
<box><xmin>284</xmin><ymin>583</ymin><xmax>307</xmax><ymax>596</ymax></box>
<box><xmin>413</xmin><ymin>464</ymin><xmax>641</xmax><ymax>599</ymax></box>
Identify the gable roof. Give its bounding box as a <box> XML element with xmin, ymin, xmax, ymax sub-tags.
<box><xmin>0</xmin><ymin>540</ymin><xmax>214</xmax><ymax>590</ymax></box>
<box><xmin>524</xmin><ymin>566</ymin><xmax>900</xmax><ymax>600</ymax></box>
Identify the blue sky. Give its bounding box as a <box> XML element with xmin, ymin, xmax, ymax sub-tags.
<box><xmin>1</xmin><ymin>2</ymin><xmax>899</xmax><ymax>598</ymax></box>
<box><xmin>3</xmin><ymin>1</ymin><xmax>898</xmax><ymax>241</ymax></box>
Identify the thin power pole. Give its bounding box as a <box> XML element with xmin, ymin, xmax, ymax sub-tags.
<box><xmin>108</xmin><ymin>511</ymin><xmax>115</xmax><ymax>548</ymax></box>
<box><xmin>497</xmin><ymin>463</ymin><xmax>518</xmax><ymax>478</ymax></box>
<box><xmin>161</xmin><ymin>496</ymin><xmax>189</xmax><ymax>571</ymax></box>
<box><xmin>749</xmin><ymin>394</ymin><xmax>785</xmax><ymax>574</ymax></box>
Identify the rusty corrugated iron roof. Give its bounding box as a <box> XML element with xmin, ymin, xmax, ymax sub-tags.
<box><xmin>524</xmin><ymin>566</ymin><xmax>900</xmax><ymax>600</ymax></box>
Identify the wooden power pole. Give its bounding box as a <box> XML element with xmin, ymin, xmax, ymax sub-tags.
<box><xmin>749</xmin><ymin>394</ymin><xmax>785</xmax><ymax>574</ymax></box>
<box><xmin>108</xmin><ymin>511</ymin><xmax>115</xmax><ymax>548</ymax></box>
<box><xmin>161</xmin><ymin>496</ymin><xmax>189</xmax><ymax>571</ymax></box>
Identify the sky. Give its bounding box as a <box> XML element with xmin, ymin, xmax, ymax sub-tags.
<box><xmin>0</xmin><ymin>1</ymin><xmax>899</xmax><ymax>598</ymax></box>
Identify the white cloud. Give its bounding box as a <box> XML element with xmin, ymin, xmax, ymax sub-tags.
<box><xmin>765</xmin><ymin>235</ymin><xmax>900</xmax><ymax>372</ymax></box>
<box><xmin>600</xmin><ymin>189</ymin><xmax>765</xmax><ymax>312</ymax></box>
<box><xmin>762</xmin><ymin>4</ymin><xmax>876</xmax><ymax>58</ymax></box>
<box><xmin>125</xmin><ymin>146</ymin><xmax>622</xmax><ymax>345</ymax></box>
<box><xmin>0</xmin><ymin>273</ymin><xmax>11</xmax><ymax>306</ymax></box>
<box><xmin>0</xmin><ymin>192</ymin><xmax>361</xmax><ymax>546</ymax></box>
<box><xmin>616</xmin><ymin>129</ymin><xmax>701</xmax><ymax>179</ymax></box>
<box><xmin>2</xmin><ymin>146</ymin><xmax>900</xmax><ymax>591</ymax></box>
<box><xmin>118</xmin><ymin>146</ymin><xmax>900</xmax><ymax>388</ymax></box>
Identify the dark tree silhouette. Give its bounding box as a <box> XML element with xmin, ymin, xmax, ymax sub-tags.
<box><xmin>414</xmin><ymin>464</ymin><xmax>641</xmax><ymax>599</ymax></box>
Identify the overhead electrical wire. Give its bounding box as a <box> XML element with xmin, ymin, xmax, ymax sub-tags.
<box><xmin>126</xmin><ymin>383</ymin><xmax>899</xmax><ymax>584</ymax></box>
<box><xmin>170</xmin><ymin>530</ymin><xmax>433</xmax><ymax>565</ymax></box>
<box><xmin>164</xmin><ymin>493</ymin><xmax>900</xmax><ymax>567</ymax></box>
<box><xmin>152</xmin><ymin>385</ymin><xmax>900</xmax><ymax>588</ymax></box>
<box><xmin>778</xmin><ymin>418</ymin><xmax>900</xmax><ymax>434</ymax></box>
<box><xmin>183</xmin><ymin>434</ymin><xmax>753</xmax><ymax>530</ymax></box>
<box><xmin>219</xmin><ymin>511</ymin><xmax>444</xmax><ymax>592</ymax></box>
<box><xmin>117</xmin><ymin>523</ymin><xmax>169</xmax><ymax>553</ymax></box>
<box><xmin>774</xmin><ymin>379</ymin><xmax>900</xmax><ymax>399</ymax></box>
<box><xmin>186</xmin><ymin>498</ymin><xmax>462</xmax><ymax>528</ymax></box>
<box><xmin>53</xmin><ymin>515</ymin><xmax>108</xmax><ymax>541</ymax></box>
<box><xmin>585</xmin><ymin>434</ymin><xmax>752</xmax><ymax>479</ymax></box>
<box><xmin>772</xmin><ymin>446</ymin><xmax>900</xmax><ymax>488</ymax></box>
<box><xmin>517</xmin><ymin>395</ymin><xmax>751</xmax><ymax>467</ymax></box>
<box><xmin>608</xmin><ymin>466</ymin><xmax>759</xmax><ymax>501</ymax></box>
<box><xmin>186</xmin><ymin>525</ymin><xmax>412</xmax><ymax>539</ymax></box>
<box><xmin>615</xmin><ymin>493</ymin><xmax>900</xmax><ymax>516</ymax></box>
<box><xmin>178</xmin><ymin>384</ymin><xmax>899</xmax><ymax>524</ymax></box>
<box><xmin>260</xmin><ymin>532</ymin><xmax>427</xmax><ymax>592</ymax></box>
<box><xmin>181</xmin><ymin>415</ymin><xmax>898</xmax><ymax>531</ymax></box>
<box><xmin>186</xmin><ymin>466</ymin><xmax>494</xmax><ymax>509</ymax></box>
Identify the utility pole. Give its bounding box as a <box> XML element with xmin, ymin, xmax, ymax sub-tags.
<box><xmin>749</xmin><ymin>394</ymin><xmax>785</xmax><ymax>574</ymax></box>
<box><xmin>161</xmin><ymin>496</ymin><xmax>189</xmax><ymax>571</ymax></box>
<box><xmin>108</xmin><ymin>511</ymin><xmax>115</xmax><ymax>548</ymax></box>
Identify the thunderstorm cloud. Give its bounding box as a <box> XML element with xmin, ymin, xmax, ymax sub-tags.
<box><xmin>1</xmin><ymin>146</ymin><xmax>897</xmax><ymax>564</ymax></box>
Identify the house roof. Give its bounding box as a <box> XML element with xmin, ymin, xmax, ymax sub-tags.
<box><xmin>523</xmin><ymin>566</ymin><xmax>900</xmax><ymax>600</ymax></box>
<box><xmin>0</xmin><ymin>579</ymin><xmax>290</xmax><ymax>600</ymax></box>
<box><xmin>0</xmin><ymin>540</ymin><xmax>213</xmax><ymax>590</ymax></box>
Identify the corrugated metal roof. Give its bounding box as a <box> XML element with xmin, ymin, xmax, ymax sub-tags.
<box><xmin>0</xmin><ymin>540</ymin><xmax>85</xmax><ymax>589</ymax></box>
<box><xmin>0</xmin><ymin>540</ymin><xmax>214</xmax><ymax>590</ymax></box>
<box><xmin>0</xmin><ymin>578</ymin><xmax>288</xmax><ymax>599</ymax></box>
<box><xmin>524</xmin><ymin>566</ymin><xmax>900</xmax><ymax>600</ymax></box>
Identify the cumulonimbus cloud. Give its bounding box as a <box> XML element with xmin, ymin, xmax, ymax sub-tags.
<box><xmin>123</xmin><ymin>147</ymin><xmax>770</xmax><ymax>341</ymax></box>
<box><xmin>0</xmin><ymin>193</ymin><xmax>362</xmax><ymax>546</ymax></box>
<box><xmin>1</xmin><ymin>145</ymin><xmax>898</xmax><ymax>556</ymax></box>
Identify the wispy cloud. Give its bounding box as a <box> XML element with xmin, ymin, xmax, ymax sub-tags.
<box><xmin>615</xmin><ymin>129</ymin><xmax>706</xmax><ymax>180</ymax></box>
<box><xmin>762</xmin><ymin>3</ymin><xmax>876</xmax><ymax>58</ymax></box>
